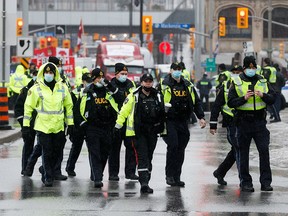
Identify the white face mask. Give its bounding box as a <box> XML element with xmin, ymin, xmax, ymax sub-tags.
<box><xmin>95</xmin><ymin>82</ymin><xmax>103</xmax><ymax>88</ymax></box>
<box><xmin>231</xmin><ymin>74</ymin><xmax>239</xmax><ymax>78</ymax></box>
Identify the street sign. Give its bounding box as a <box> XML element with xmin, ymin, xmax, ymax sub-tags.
<box><xmin>206</xmin><ymin>58</ymin><xmax>216</xmax><ymax>72</ymax></box>
<box><xmin>55</xmin><ymin>25</ymin><xmax>66</xmax><ymax>34</ymax></box>
<box><xmin>35</xmin><ymin>32</ymin><xmax>55</xmax><ymax>37</ymax></box>
<box><xmin>153</xmin><ymin>23</ymin><xmax>191</xmax><ymax>29</ymax></box>
<box><xmin>17</xmin><ymin>37</ymin><xmax>33</xmax><ymax>57</ymax></box>
<box><xmin>159</xmin><ymin>41</ymin><xmax>171</xmax><ymax>55</ymax></box>
<box><xmin>243</xmin><ymin>41</ymin><xmax>254</xmax><ymax>53</ymax></box>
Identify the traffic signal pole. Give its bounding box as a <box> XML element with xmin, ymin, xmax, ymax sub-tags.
<box><xmin>139</xmin><ymin>0</ymin><xmax>143</xmax><ymax>46</ymax></box>
<box><xmin>267</xmin><ymin>0</ymin><xmax>272</xmax><ymax>59</ymax></box>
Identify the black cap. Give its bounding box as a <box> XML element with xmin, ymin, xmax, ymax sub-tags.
<box><xmin>170</xmin><ymin>62</ymin><xmax>182</xmax><ymax>70</ymax></box>
<box><xmin>91</xmin><ymin>68</ymin><xmax>104</xmax><ymax>80</ymax></box>
<box><xmin>264</xmin><ymin>57</ymin><xmax>271</xmax><ymax>66</ymax></box>
<box><xmin>43</xmin><ymin>63</ymin><xmax>56</xmax><ymax>74</ymax></box>
<box><xmin>115</xmin><ymin>63</ymin><xmax>128</xmax><ymax>74</ymax></box>
<box><xmin>230</xmin><ymin>65</ymin><xmax>239</xmax><ymax>72</ymax></box>
<box><xmin>31</xmin><ymin>69</ymin><xmax>38</xmax><ymax>76</ymax></box>
<box><xmin>48</xmin><ymin>56</ymin><xmax>62</xmax><ymax>66</ymax></box>
<box><xmin>140</xmin><ymin>73</ymin><xmax>153</xmax><ymax>82</ymax></box>
<box><xmin>82</xmin><ymin>73</ymin><xmax>92</xmax><ymax>83</ymax></box>
<box><xmin>243</xmin><ymin>56</ymin><xmax>257</xmax><ymax>69</ymax></box>
<box><xmin>218</xmin><ymin>63</ymin><xmax>226</xmax><ymax>70</ymax></box>
<box><xmin>178</xmin><ymin>62</ymin><xmax>186</xmax><ymax>69</ymax></box>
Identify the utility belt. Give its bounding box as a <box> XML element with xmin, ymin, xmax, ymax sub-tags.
<box><xmin>235</xmin><ymin>110</ymin><xmax>266</xmax><ymax>122</ymax></box>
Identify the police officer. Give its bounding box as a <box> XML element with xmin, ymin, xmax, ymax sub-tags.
<box><xmin>215</xmin><ymin>63</ymin><xmax>231</xmax><ymax>91</ymax></box>
<box><xmin>178</xmin><ymin>62</ymin><xmax>191</xmax><ymax>81</ymax></box>
<box><xmin>228</xmin><ymin>56</ymin><xmax>275</xmax><ymax>192</ymax></box>
<box><xmin>75</xmin><ymin>68</ymin><xmax>119</xmax><ymax>188</ymax></box>
<box><xmin>161</xmin><ymin>62</ymin><xmax>206</xmax><ymax>187</ymax></box>
<box><xmin>108</xmin><ymin>63</ymin><xmax>138</xmax><ymax>181</ymax></box>
<box><xmin>115</xmin><ymin>73</ymin><xmax>165</xmax><ymax>193</ymax></box>
<box><xmin>65</xmin><ymin>73</ymin><xmax>93</xmax><ymax>176</ymax></box>
<box><xmin>14</xmin><ymin>69</ymin><xmax>38</xmax><ymax>176</ymax></box>
<box><xmin>9</xmin><ymin>65</ymin><xmax>29</xmax><ymax>109</ymax></box>
<box><xmin>23</xmin><ymin>62</ymin><xmax>74</xmax><ymax>187</ymax></box>
<box><xmin>210</xmin><ymin>67</ymin><xmax>241</xmax><ymax>185</ymax></box>
<box><xmin>196</xmin><ymin>73</ymin><xmax>212</xmax><ymax>111</ymax></box>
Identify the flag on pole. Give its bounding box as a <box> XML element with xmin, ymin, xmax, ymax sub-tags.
<box><xmin>77</xmin><ymin>18</ymin><xmax>84</xmax><ymax>54</ymax></box>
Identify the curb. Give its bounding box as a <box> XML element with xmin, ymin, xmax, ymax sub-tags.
<box><xmin>0</xmin><ymin>128</ymin><xmax>22</xmax><ymax>145</ymax></box>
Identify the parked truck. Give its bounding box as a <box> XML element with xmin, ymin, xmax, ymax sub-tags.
<box><xmin>96</xmin><ymin>41</ymin><xmax>144</xmax><ymax>84</ymax></box>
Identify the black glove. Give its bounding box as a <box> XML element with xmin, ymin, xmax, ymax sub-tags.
<box><xmin>113</xmin><ymin>127</ymin><xmax>122</xmax><ymax>140</ymax></box>
<box><xmin>67</xmin><ymin>125</ymin><xmax>75</xmax><ymax>142</ymax></box>
<box><xmin>101</xmin><ymin>78</ymin><xmax>116</xmax><ymax>93</ymax></box>
<box><xmin>22</xmin><ymin>126</ymin><xmax>31</xmax><ymax>139</ymax></box>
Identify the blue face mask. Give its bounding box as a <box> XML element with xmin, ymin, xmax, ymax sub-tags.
<box><xmin>117</xmin><ymin>75</ymin><xmax>127</xmax><ymax>83</ymax></box>
<box><xmin>172</xmin><ymin>70</ymin><xmax>182</xmax><ymax>79</ymax></box>
<box><xmin>32</xmin><ymin>76</ymin><xmax>37</xmax><ymax>81</ymax></box>
<box><xmin>245</xmin><ymin>69</ymin><xmax>256</xmax><ymax>77</ymax></box>
<box><xmin>44</xmin><ymin>74</ymin><xmax>54</xmax><ymax>83</ymax></box>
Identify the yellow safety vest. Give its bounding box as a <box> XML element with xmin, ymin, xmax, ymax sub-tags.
<box><xmin>262</xmin><ymin>66</ymin><xmax>276</xmax><ymax>84</ymax></box>
<box><xmin>222</xmin><ymin>80</ymin><xmax>234</xmax><ymax>117</ymax></box>
<box><xmin>233</xmin><ymin>77</ymin><xmax>268</xmax><ymax>110</ymax></box>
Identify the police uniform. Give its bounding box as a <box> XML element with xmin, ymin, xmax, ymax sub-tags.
<box><xmin>228</xmin><ymin>56</ymin><xmax>276</xmax><ymax>192</ymax></box>
<box><xmin>115</xmin><ymin>73</ymin><xmax>165</xmax><ymax>193</ymax></box>
<box><xmin>23</xmin><ymin>63</ymin><xmax>74</xmax><ymax>187</ymax></box>
<box><xmin>76</xmin><ymin>68</ymin><xmax>119</xmax><ymax>188</ymax></box>
<box><xmin>14</xmin><ymin>70</ymin><xmax>38</xmax><ymax>176</ymax></box>
<box><xmin>65</xmin><ymin>73</ymin><xmax>93</xmax><ymax>176</ymax></box>
<box><xmin>108</xmin><ymin>63</ymin><xmax>138</xmax><ymax>181</ymax></box>
<box><xmin>215</xmin><ymin>63</ymin><xmax>231</xmax><ymax>92</ymax></box>
<box><xmin>210</xmin><ymin>79</ymin><xmax>239</xmax><ymax>185</ymax></box>
<box><xmin>9</xmin><ymin>65</ymin><xmax>29</xmax><ymax>110</ymax></box>
<box><xmin>161</xmin><ymin>63</ymin><xmax>206</xmax><ymax>187</ymax></box>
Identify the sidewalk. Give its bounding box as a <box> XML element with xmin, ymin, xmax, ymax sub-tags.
<box><xmin>0</xmin><ymin>111</ymin><xmax>21</xmax><ymax>145</ymax></box>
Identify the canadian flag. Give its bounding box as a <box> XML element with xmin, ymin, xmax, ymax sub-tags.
<box><xmin>77</xmin><ymin>18</ymin><xmax>84</xmax><ymax>53</ymax></box>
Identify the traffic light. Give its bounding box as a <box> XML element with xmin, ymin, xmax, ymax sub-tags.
<box><xmin>62</xmin><ymin>39</ymin><xmax>71</xmax><ymax>49</ymax></box>
<box><xmin>189</xmin><ymin>28</ymin><xmax>195</xmax><ymax>49</ymax></box>
<box><xmin>39</xmin><ymin>37</ymin><xmax>47</xmax><ymax>49</ymax></box>
<box><xmin>16</xmin><ymin>18</ymin><xmax>23</xmax><ymax>36</ymax></box>
<box><xmin>237</xmin><ymin>7</ymin><xmax>248</xmax><ymax>28</ymax></box>
<box><xmin>279</xmin><ymin>42</ymin><xmax>285</xmax><ymax>58</ymax></box>
<box><xmin>47</xmin><ymin>36</ymin><xmax>52</xmax><ymax>46</ymax></box>
<box><xmin>101</xmin><ymin>36</ymin><xmax>107</xmax><ymax>42</ymax></box>
<box><xmin>218</xmin><ymin>17</ymin><xmax>226</xmax><ymax>37</ymax></box>
<box><xmin>142</xmin><ymin>15</ymin><xmax>153</xmax><ymax>34</ymax></box>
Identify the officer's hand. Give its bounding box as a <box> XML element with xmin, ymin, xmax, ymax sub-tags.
<box><xmin>199</xmin><ymin>119</ymin><xmax>206</xmax><ymax>129</ymax></box>
<box><xmin>67</xmin><ymin>125</ymin><xmax>74</xmax><ymax>136</ymax></box>
<box><xmin>244</xmin><ymin>90</ymin><xmax>254</xmax><ymax>100</ymax></box>
<box><xmin>210</xmin><ymin>129</ymin><xmax>217</xmax><ymax>135</ymax></box>
<box><xmin>254</xmin><ymin>90</ymin><xmax>263</xmax><ymax>98</ymax></box>
<box><xmin>22</xmin><ymin>126</ymin><xmax>31</xmax><ymax>138</ymax></box>
<box><xmin>113</xmin><ymin>127</ymin><xmax>122</xmax><ymax>140</ymax></box>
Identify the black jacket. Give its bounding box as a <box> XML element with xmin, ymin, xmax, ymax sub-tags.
<box><xmin>14</xmin><ymin>79</ymin><xmax>37</xmax><ymax>128</ymax></box>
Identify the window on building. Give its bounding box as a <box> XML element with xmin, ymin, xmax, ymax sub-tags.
<box><xmin>218</xmin><ymin>7</ymin><xmax>252</xmax><ymax>38</ymax></box>
<box><xmin>263</xmin><ymin>7</ymin><xmax>288</xmax><ymax>38</ymax></box>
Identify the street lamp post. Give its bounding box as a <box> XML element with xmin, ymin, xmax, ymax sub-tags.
<box><xmin>139</xmin><ymin>0</ymin><xmax>143</xmax><ymax>46</ymax></box>
<box><xmin>267</xmin><ymin>0</ymin><xmax>272</xmax><ymax>59</ymax></box>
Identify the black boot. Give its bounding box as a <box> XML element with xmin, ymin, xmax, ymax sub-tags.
<box><xmin>213</xmin><ymin>170</ymin><xmax>227</xmax><ymax>185</ymax></box>
<box><xmin>140</xmin><ymin>184</ymin><xmax>153</xmax><ymax>194</ymax></box>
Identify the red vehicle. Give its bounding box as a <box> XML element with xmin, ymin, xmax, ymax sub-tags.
<box><xmin>96</xmin><ymin>41</ymin><xmax>144</xmax><ymax>84</ymax></box>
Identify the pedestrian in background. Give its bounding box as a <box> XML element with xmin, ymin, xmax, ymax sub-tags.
<box><xmin>228</xmin><ymin>56</ymin><xmax>275</xmax><ymax>192</ymax></box>
<box><xmin>23</xmin><ymin>62</ymin><xmax>74</xmax><ymax>187</ymax></box>
<box><xmin>161</xmin><ymin>62</ymin><xmax>206</xmax><ymax>187</ymax></box>
<box><xmin>108</xmin><ymin>63</ymin><xmax>138</xmax><ymax>181</ymax></box>
<box><xmin>114</xmin><ymin>73</ymin><xmax>165</xmax><ymax>193</ymax></box>
<box><xmin>196</xmin><ymin>73</ymin><xmax>212</xmax><ymax>111</ymax></box>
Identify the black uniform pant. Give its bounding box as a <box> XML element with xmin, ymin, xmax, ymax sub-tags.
<box><xmin>135</xmin><ymin>131</ymin><xmax>157</xmax><ymax>185</ymax></box>
<box><xmin>236</xmin><ymin>119</ymin><xmax>272</xmax><ymax>187</ymax></box>
<box><xmin>38</xmin><ymin>131</ymin><xmax>65</xmax><ymax>182</ymax></box>
<box><xmin>200</xmin><ymin>93</ymin><xmax>210</xmax><ymax>111</ymax></box>
<box><xmin>86</xmin><ymin>125</ymin><xmax>112</xmax><ymax>182</ymax></box>
<box><xmin>215</xmin><ymin>125</ymin><xmax>240</xmax><ymax>178</ymax></box>
<box><xmin>25</xmin><ymin>139</ymin><xmax>42</xmax><ymax>173</ymax></box>
<box><xmin>108</xmin><ymin>126</ymin><xmax>137</xmax><ymax>177</ymax></box>
<box><xmin>163</xmin><ymin>119</ymin><xmax>190</xmax><ymax>181</ymax></box>
<box><xmin>66</xmin><ymin>129</ymin><xmax>85</xmax><ymax>172</ymax></box>
<box><xmin>21</xmin><ymin>128</ymin><xmax>36</xmax><ymax>174</ymax></box>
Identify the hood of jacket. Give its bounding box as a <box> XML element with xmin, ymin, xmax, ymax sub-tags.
<box><xmin>37</xmin><ymin>62</ymin><xmax>61</xmax><ymax>83</ymax></box>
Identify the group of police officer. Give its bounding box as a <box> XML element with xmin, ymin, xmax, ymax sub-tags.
<box><xmin>12</xmin><ymin>54</ymin><xmax>278</xmax><ymax>193</ymax></box>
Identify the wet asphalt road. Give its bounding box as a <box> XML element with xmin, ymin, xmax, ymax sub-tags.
<box><xmin>1</xmin><ymin>111</ymin><xmax>288</xmax><ymax>215</ymax></box>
